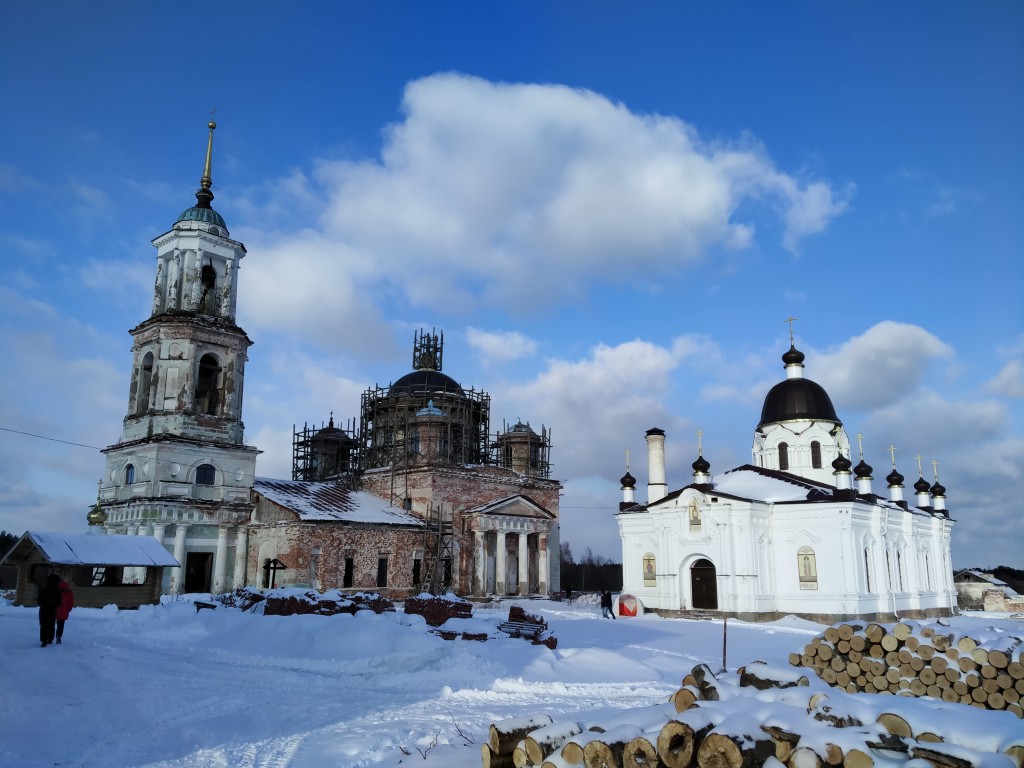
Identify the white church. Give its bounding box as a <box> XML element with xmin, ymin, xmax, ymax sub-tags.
<box><xmin>616</xmin><ymin>339</ymin><xmax>957</xmax><ymax>622</ymax></box>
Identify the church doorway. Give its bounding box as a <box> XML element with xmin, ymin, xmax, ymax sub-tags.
<box><xmin>184</xmin><ymin>552</ymin><xmax>212</xmax><ymax>593</ymax></box>
<box><xmin>690</xmin><ymin>558</ymin><xmax>717</xmax><ymax>610</ymax></box>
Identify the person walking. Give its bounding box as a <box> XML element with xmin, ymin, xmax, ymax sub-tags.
<box><xmin>37</xmin><ymin>573</ymin><xmax>61</xmax><ymax>647</ymax></box>
<box><xmin>55</xmin><ymin>578</ymin><xmax>75</xmax><ymax>644</ymax></box>
<box><xmin>600</xmin><ymin>589</ymin><xmax>616</xmax><ymax>620</ymax></box>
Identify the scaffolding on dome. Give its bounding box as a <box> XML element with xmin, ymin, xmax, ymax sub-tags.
<box><xmin>291</xmin><ymin>416</ymin><xmax>359</xmax><ymax>483</ymax></box>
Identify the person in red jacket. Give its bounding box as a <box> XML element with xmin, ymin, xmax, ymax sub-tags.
<box><xmin>55</xmin><ymin>579</ymin><xmax>74</xmax><ymax>645</ymax></box>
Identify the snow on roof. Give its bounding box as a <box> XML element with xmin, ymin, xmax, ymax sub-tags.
<box><xmin>253</xmin><ymin>478</ymin><xmax>425</xmax><ymax>525</ymax></box>
<box><xmin>712</xmin><ymin>466</ymin><xmax>823</xmax><ymax>503</ymax></box>
<box><xmin>24</xmin><ymin>532</ymin><xmax>179</xmax><ymax>567</ymax></box>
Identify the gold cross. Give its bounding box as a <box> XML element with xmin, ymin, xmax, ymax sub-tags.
<box><xmin>856</xmin><ymin>433</ymin><xmax>865</xmax><ymax>460</ymax></box>
<box><xmin>915</xmin><ymin>454</ymin><xmax>924</xmax><ymax>476</ymax></box>
<box><xmin>888</xmin><ymin>444</ymin><xmax>897</xmax><ymax>467</ymax></box>
<box><xmin>931</xmin><ymin>459</ymin><xmax>939</xmax><ymax>480</ymax></box>
<box><xmin>697</xmin><ymin>429</ymin><xmax>704</xmax><ymax>456</ymax></box>
<box><xmin>625</xmin><ymin>449</ymin><xmax>631</xmax><ymax>471</ymax></box>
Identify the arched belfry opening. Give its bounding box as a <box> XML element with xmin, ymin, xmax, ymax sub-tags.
<box><xmin>195</xmin><ymin>353</ymin><xmax>222</xmax><ymax>415</ymax></box>
<box><xmin>690</xmin><ymin>558</ymin><xmax>718</xmax><ymax>610</ymax></box>
<box><xmin>199</xmin><ymin>262</ymin><xmax>217</xmax><ymax>315</ymax></box>
<box><xmin>136</xmin><ymin>352</ymin><xmax>154</xmax><ymax>416</ymax></box>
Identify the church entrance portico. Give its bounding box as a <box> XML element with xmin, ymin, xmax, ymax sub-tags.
<box><xmin>469</xmin><ymin>496</ymin><xmax>555</xmax><ymax>596</ymax></box>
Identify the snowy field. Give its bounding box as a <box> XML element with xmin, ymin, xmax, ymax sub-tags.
<box><xmin>1</xmin><ymin>593</ymin><xmax>1021</xmax><ymax>768</ymax></box>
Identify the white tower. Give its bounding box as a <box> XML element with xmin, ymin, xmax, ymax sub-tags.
<box><xmin>97</xmin><ymin>122</ymin><xmax>260</xmax><ymax>594</ymax></box>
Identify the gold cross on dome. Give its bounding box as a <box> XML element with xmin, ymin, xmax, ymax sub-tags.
<box><xmin>915</xmin><ymin>454</ymin><xmax>924</xmax><ymax>476</ymax></box>
<box><xmin>931</xmin><ymin>459</ymin><xmax>939</xmax><ymax>480</ymax></box>
<box><xmin>888</xmin><ymin>444</ymin><xmax>897</xmax><ymax>467</ymax></box>
<box><xmin>856</xmin><ymin>433</ymin><xmax>865</xmax><ymax>460</ymax></box>
<box><xmin>625</xmin><ymin>449</ymin><xmax>631</xmax><ymax>471</ymax></box>
<box><xmin>697</xmin><ymin>429</ymin><xmax>704</xmax><ymax>456</ymax></box>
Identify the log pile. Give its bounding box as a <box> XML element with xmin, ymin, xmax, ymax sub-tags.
<box><xmin>482</xmin><ymin>661</ymin><xmax>1024</xmax><ymax>768</ymax></box>
<box><xmin>790</xmin><ymin>621</ymin><xmax>1024</xmax><ymax>718</ymax></box>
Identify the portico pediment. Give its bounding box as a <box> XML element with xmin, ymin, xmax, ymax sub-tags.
<box><xmin>466</xmin><ymin>494</ymin><xmax>555</xmax><ymax>521</ymax></box>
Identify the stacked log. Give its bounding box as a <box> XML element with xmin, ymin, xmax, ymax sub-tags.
<box><xmin>485</xmin><ymin>659</ymin><xmax>1024</xmax><ymax>768</ymax></box>
<box><xmin>790</xmin><ymin>621</ymin><xmax>1023</xmax><ymax>718</ymax></box>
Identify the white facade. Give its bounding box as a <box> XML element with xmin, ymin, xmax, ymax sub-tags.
<box><xmin>617</xmin><ymin>344</ymin><xmax>956</xmax><ymax>622</ymax></box>
<box><xmin>97</xmin><ymin>123</ymin><xmax>259</xmax><ymax>595</ymax></box>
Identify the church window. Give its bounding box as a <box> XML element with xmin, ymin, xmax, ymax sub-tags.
<box><xmin>410</xmin><ymin>430</ymin><xmax>420</xmax><ymax>454</ymax></box>
<box><xmin>797</xmin><ymin>546</ymin><xmax>817</xmax><ymax>589</ymax></box>
<box><xmin>688</xmin><ymin>499</ymin><xmax>701</xmax><ymax>530</ymax></box>
<box><xmin>124</xmin><ymin>463</ymin><xmax>136</xmax><ymax>485</ymax></box>
<box><xmin>343</xmin><ymin>557</ymin><xmax>354</xmax><ymax>588</ymax></box>
<box><xmin>136</xmin><ymin>352</ymin><xmax>154</xmax><ymax>416</ymax></box>
<box><xmin>811</xmin><ymin>441</ymin><xmax>822</xmax><ymax>469</ymax></box>
<box><xmin>896</xmin><ymin>551</ymin><xmax>904</xmax><ymax>591</ymax></box>
<box><xmin>195</xmin><ymin>464</ymin><xmax>216</xmax><ymax>486</ymax></box>
<box><xmin>412</xmin><ymin>556</ymin><xmax>421</xmax><ymax>586</ymax></box>
<box><xmin>402</xmin><ymin>497</ymin><xmax>412</xmax><ymax>511</ymax></box>
<box><xmin>924</xmin><ymin>553</ymin><xmax>932</xmax><ymax>590</ymax></box>
<box><xmin>863</xmin><ymin>548</ymin><xmax>872</xmax><ymax>593</ymax></box>
<box><xmin>199</xmin><ymin>263</ymin><xmax>217</xmax><ymax>315</ymax></box>
<box><xmin>778</xmin><ymin>442</ymin><xmax>789</xmax><ymax>471</ymax></box>
<box><xmin>376</xmin><ymin>557</ymin><xmax>388</xmax><ymax>587</ymax></box>
<box><xmin>195</xmin><ymin>354</ymin><xmax>222</xmax><ymax>415</ymax></box>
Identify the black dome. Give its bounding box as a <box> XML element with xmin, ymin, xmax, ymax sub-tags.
<box><xmin>782</xmin><ymin>345</ymin><xmax>806</xmax><ymax>365</ymax></box>
<box><xmin>758</xmin><ymin>378</ymin><xmax>840</xmax><ymax>428</ymax></box>
<box><xmin>620</xmin><ymin>471</ymin><xmax>636</xmax><ymax>488</ymax></box>
<box><xmin>832</xmin><ymin>454</ymin><xmax>852</xmax><ymax>471</ymax></box>
<box><xmin>388</xmin><ymin>370</ymin><xmax>465</xmax><ymax>396</ymax></box>
<box><xmin>886</xmin><ymin>469</ymin><xmax>905</xmax><ymax>486</ymax></box>
<box><xmin>931</xmin><ymin>481</ymin><xmax>946</xmax><ymax>496</ymax></box>
<box><xmin>914</xmin><ymin>477</ymin><xmax>931</xmax><ymax>493</ymax></box>
<box><xmin>692</xmin><ymin>455</ymin><xmax>711</xmax><ymax>473</ymax></box>
<box><xmin>854</xmin><ymin>460</ymin><xmax>873</xmax><ymax>478</ymax></box>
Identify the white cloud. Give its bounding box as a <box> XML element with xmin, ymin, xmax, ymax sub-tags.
<box><xmin>236</xmin><ymin>74</ymin><xmax>849</xmax><ymax>332</ymax></box>
<box><xmin>810</xmin><ymin>321</ymin><xmax>952</xmax><ymax>410</ymax></box>
<box><xmin>466</xmin><ymin>327</ymin><xmax>538</xmax><ymax>363</ymax></box>
<box><xmin>986</xmin><ymin>359</ymin><xmax>1024</xmax><ymax>398</ymax></box>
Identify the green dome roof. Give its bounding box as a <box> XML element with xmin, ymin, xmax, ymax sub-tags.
<box><xmin>176</xmin><ymin>204</ymin><xmax>227</xmax><ymax>229</ymax></box>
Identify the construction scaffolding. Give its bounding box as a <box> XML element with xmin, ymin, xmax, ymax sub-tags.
<box><xmin>420</xmin><ymin>501</ymin><xmax>453</xmax><ymax>595</ymax></box>
<box><xmin>491</xmin><ymin>419</ymin><xmax>553</xmax><ymax>479</ymax></box>
<box><xmin>292</xmin><ymin>415</ymin><xmax>359</xmax><ymax>482</ymax></box>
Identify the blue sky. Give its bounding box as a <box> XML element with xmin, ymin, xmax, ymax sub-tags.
<box><xmin>1</xmin><ymin>2</ymin><xmax>1021</xmax><ymax>568</ymax></box>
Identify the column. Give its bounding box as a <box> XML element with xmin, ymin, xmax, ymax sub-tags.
<box><xmin>152</xmin><ymin>522</ymin><xmax>166</xmax><ymax>546</ymax></box>
<box><xmin>474</xmin><ymin>530</ymin><xmax>485</xmax><ymax>596</ymax></box>
<box><xmin>518</xmin><ymin>532</ymin><xmax>528</xmax><ymax>595</ymax></box>
<box><xmin>170</xmin><ymin>524</ymin><xmax>188</xmax><ymax>594</ymax></box>
<box><xmin>213</xmin><ymin>526</ymin><xmax>229</xmax><ymax>594</ymax></box>
<box><xmin>538</xmin><ymin>533</ymin><xmax>548</xmax><ymax>596</ymax></box>
<box><xmin>125</xmin><ymin>524</ymin><xmax>140</xmax><ymax>584</ymax></box>
<box><xmin>495</xmin><ymin>531</ymin><xmax>506</xmax><ymax>596</ymax></box>
<box><xmin>233</xmin><ymin>526</ymin><xmax>249</xmax><ymax>590</ymax></box>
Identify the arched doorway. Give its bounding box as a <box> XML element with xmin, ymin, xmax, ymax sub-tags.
<box><xmin>690</xmin><ymin>558</ymin><xmax>718</xmax><ymax>609</ymax></box>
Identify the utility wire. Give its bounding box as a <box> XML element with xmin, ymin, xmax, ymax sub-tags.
<box><xmin>0</xmin><ymin>426</ymin><xmax>105</xmax><ymax>451</ymax></box>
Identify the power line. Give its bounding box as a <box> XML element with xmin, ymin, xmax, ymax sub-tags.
<box><xmin>0</xmin><ymin>426</ymin><xmax>104</xmax><ymax>451</ymax></box>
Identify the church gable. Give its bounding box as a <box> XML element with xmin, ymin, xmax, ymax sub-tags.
<box><xmin>466</xmin><ymin>494</ymin><xmax>554</xmax><ymax>520</ymax></box>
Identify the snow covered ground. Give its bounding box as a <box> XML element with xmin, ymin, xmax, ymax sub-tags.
<box><xmin>1</xmin><ymin>592</ymin><xmax>1021</xmax><ymax>768</ymax></box>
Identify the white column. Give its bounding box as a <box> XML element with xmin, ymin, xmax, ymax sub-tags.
<box><xmin>474</xmin><ymin>530</ymin><xmax>485</xmax><ymax>596</ymax></box>
<box><xmin>538</xmin><ymin>533</ymin><xmax>548</xmax><ymax>596</ymax></box>
<box><xmin>518</xmin><ymin>533</ymin><xmax>528</xmax><ymax>595</ymax></box>
<box><xmin>213</xmin><ymin>526</ymin><xmax>229</xmax><ymax>594</ymax></box>
<box><xmin>152</xmin><ymin>522</ymin><xmax>166</xmax><ymax>546</ymax></box>
<box><xmin>495</xmin><ymin>531</ymin><xmax>506</xmax><ymax>595</ymax></box>
<box><xmin>233</xmin><ymin>526</ymin><xmax>249</xmax><ymax>590</ymax></box>
<box><xmin>170</xmin><ymin>524</ymin><xmax>188</xmax><ymax>594</ymax></box>
<box><xmin>646</xmin><ymin>429</ymin><xmax>667</xmax><ymax>503</ymax></box>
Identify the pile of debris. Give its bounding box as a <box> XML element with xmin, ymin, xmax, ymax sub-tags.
<box><xmin>404</xmin><ymin>593</ymin><xmax>474</xmax><ymax>626</ymax></box>
<box><xmin>218</xmin><ymin>587</ymin><xmax>394</xmax><ymax>616</ymax></box>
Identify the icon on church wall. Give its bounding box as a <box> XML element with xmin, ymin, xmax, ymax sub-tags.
<box><xmin>642</xmin><ymin>553</ymin><xmax>656</xmax><ymax>586</ymax></box>
<box><xmin>798</xmin><ymin>546</ymin><xmax>817</xmax><ymax>590</ymax></box>
<box><xmin>688</xmin><ymin>499</ymin><xmax>701</xmax><ymax>530</ymax></box>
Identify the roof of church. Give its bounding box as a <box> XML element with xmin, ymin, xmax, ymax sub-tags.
<box><xmin>758</xmin><ymin>377</ymin><xmax>840</xmax><ymax>427</ymax></box>
<box><xmin>253</xmin><ymin>478</ymin><xmax>425</xmax><ymax>525</ymax></box>
<box><xmin>7</xmin><ymin>532</ymin><xmax>179</xmax><ymax>567</ymax></box>
<box><xmin>389</xmin><ymin>369</ymin><xmax>465</xmax><ymax>397</ymax></box>
<box><xmin>618</xmin><ymin>464</ymin><xmax>941</xmax><ymax>515</ymax></box>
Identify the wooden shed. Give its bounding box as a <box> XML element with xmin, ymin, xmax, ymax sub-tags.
<box><xmin>1</xmin><ymin>531</ymin><xmax>179</xmax><ymax>609</ymax></box>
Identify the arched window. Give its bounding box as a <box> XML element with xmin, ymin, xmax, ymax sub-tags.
<box><xmin>200</xmin><ymin>263</ymin><xmax>217</xmax><ymax>315</ymax></box>
<box><xmin>811</xmin><ymin>441</ymin><xmax>822</xmax><ymax>469</ymax></box>
<box><xmin>136</xmin><ymin>352</ymin><xmax>154</xmax><ymax>416</ymax></box>
<box><xmin>124</xmin><ymin>463</ymin><xmax>136</xmax><ymax>485</ymax></box>
<box><xmin>195</xmin><ymin>354</ymin><xmax>222</xmax><ymax>415</ymax></box>
<box><xmin>797</xmin><ymin>546</ymin><xmax>817</xmax><ymax>589</ymax></box>
<box><xmin>195</xmin><ymin>463</ymin><xmax>216</xmax><ymax>486</ymax></box>
<box><xmin>864</xmin><ymin>548</ymin><xmax>872</xmax><ymax>592</ymax></box>
<box><xmin>410</xmin><ymin>430</ymin><xmax>420</xmax><ymax>454</ymax></box>
<box><xmin>778</xmin><ymin>442</ymin><xmax>789</xmax><ymax>471</ymax></box>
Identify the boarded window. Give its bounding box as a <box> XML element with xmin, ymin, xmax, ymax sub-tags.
<box><xmin>778</xmin><ymin>442</ymin><xmax>789</xmax><ymax>471</ymax></box>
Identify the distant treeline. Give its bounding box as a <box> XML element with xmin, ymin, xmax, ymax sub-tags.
<box><xmin>558</xmin><ymin>541</ymin><xmax>622</xmax><ymax>595</ymax></box>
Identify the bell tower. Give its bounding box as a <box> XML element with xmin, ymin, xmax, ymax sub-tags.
<box><xmin>97</xmin><ymin>122</ymin><xmax>259</xmax><ymax>595</ymax></box>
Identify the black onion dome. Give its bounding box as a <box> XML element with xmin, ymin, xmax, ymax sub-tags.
<box><xmin>914</xmin><ymin>477</ymin><xmax>931</xmax><ymax>493</ymax></box>
<box><xmin>931</xmin><ymin>481</ymin><xmax>946</xmax><ymax>496</ymax></box>
<box><xmin>388</xmin><ymin>370</ymin><xmax>465</xmax><ymax>396</ymax></box>
<box><xmin>854</xmin><ymin>460</ymin><xmax>873</xmax><ymax>478</ymax></box>
<box><xmin>692</xmin><ymin>455</ymin><xmax>711</xmax><ymax>473</ymax></box>
<box><xmin>782</xmin><ymin>345</ymin><xmax>806</xmax><ymax>366</ymax></box>
<box><xmin>620</xmin><ymin>471</ymin><xmax>636</xmax><ymax>488</ymax></box>
<box><xmin>758</xmin><ymin>378</ymin><xmax>840</xmax><ymax>427</ymax></box>
<box><xmin>832</xmin><ymin>454</ymin><xmax>852</xmax><ymax>471</ymax></box>
<box><xmin>886</xmin><ymin>469</ymin><xmax>905</xmax><ymax>486</ymax></box>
